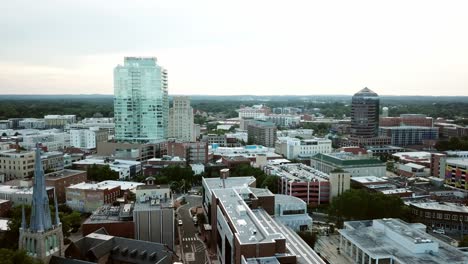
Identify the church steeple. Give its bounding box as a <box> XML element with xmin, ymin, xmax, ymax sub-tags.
<box><xmin>29</xmin><ymin>144</ymin><xmax>53</xmax><ymax>232</ymax></box>
<box><xmin>19</xmin><ymin>144</ymin><xmax>64</xmax><ymax>263</ymax></box>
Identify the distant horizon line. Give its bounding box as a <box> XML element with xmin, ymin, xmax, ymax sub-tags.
<box><xmin>1</xmin><ymin>93</ymin><xmax>468</xmax><ymax>97</ymax></box>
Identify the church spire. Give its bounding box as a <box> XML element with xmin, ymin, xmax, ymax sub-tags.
<box><xmin>29</xmin><ymin>144</ymin><xmax>53</xmax><ymax>232</ymax></box>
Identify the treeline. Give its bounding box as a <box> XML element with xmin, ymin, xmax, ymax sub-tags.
<box><xmin>1</xmin><ymin>97</ymin><xmax>468</xmax><ymax>120</ymax></box>
<box><xmin>435</xmin><ymin>137</ymin><xmax>468</xmax><ymax>151</ymax></box>
<box><xmin>0</xmin><ymin>99</ymin><xmax>113</xmax><ymax>119</ymax></box>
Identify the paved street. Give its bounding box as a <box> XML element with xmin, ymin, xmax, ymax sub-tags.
<box><xmin>315</xmin><ymin>234</ymin><xmax>352</xmax><ymax>264</ymax></box>
<box><xmin>177</xmin><ymin>195</ymin><xmax>209</xmax><ymax>264</ymax></box>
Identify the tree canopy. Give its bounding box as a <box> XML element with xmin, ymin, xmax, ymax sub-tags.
<box><xmin>435</xmin><ymin>136</ymin><xmax>468</xmax><ymax>151</ymax></box>
<box><xmin>328</xmin><ymin>189</ymin><xmax>409</xmax><ymax>225</ymax></box>
<box><xmin>86</xmin><ymin>164</ymin><xmax>119</xmax><ymax>182</ymax></box>
<box><xmin>0</xmin><ymin>249</ymin><xmax>42</xmax><ymax>264</ymax></box>
<box><xmin>230</xmin><ymin>164</ymin><xmax>278</xmax><ymax>193</ymax></box>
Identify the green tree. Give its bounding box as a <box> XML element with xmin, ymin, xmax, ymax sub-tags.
<box><xmin>0</xmin><ymin>249</ymin><xmax>42</xmax><ymax>264</ymax></box>
<box><xmin>86</xmin><ymin>164</ymin><xmax>119</xmax><ymax>182</ymax></box>
<box><xmin>328</xmin><ymin>189</ymin><xmax>407</xmax><ymax>225</ymax></box>
<box><xmin>261</xmin><ymin>175</ymin><xmax>279</xmax><ymax>193</ymax></box>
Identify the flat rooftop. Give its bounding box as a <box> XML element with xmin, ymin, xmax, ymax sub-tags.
<box><xmin>340</xmin><ymin>218</ymin><xmax>468</xmax><ymax>264</ymax></box>
<box><xmin>203</xmin><ymin>176</ymin><xmax>256</xmax><ymax>192</ymax></box>
<box><xmin>253</xmin><ymin>209</ymin><xmax>325</xmax><ymax>264</ymax></box>
<box><xmin>352</xmin><ymin>176</ymin><xmax>388</xmax><ymax>184</ymax></box>
<box><xmin>312</xmin><ymin>153</ymin><xmax>385</xmax><ymax>167</ymax></box>
<box><xmin>68</xmin><ymin>181</ymin><xmax>143</xmax><ymax>191</ymax></box>
<box><xmin>446</xmin><ymin>158</ymin><xmax>468</xmax><ymax>167</ymax></box>
<box><xmin>45</xmin><ymin>169</ymin><xmax>85</xmax><ymax>180</ymax></box>
<box><xmin>393</xmin><ymin>152</ymin><xmax>432</xmax><ymax>159</ymax></box>
<box><xmin>267</xmin><ymin>163</ymin><xmax>330</xmax><ymax>182</ymax></box>
<box><xmin>380</xmin><ymin>188</ymin><xmax>413</xmax><ymax>195</ymax></box>
<box><xmin>406</xmin><ymin>201</ymin><xmax>468</xmax><ymax>213</ymax></box>
<box><xmin>213</xmin><ymin>188</ymin><xmax>283</xmax><ymax>244</ymax></box>
<box><xmin>0</xmin><ymin>185</ymin><xmax>53</xmax><ymax>194</ymax></box>
<box><xmin>73</xmin><ymin>158</ymin><xmax>141</xmax><ymax>166</ymax></box>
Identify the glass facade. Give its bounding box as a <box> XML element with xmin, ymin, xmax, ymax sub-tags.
<box><xmin>114</xmin><ymin>57</ymin><xmax>168</xmax><ymax>143</ymax></box>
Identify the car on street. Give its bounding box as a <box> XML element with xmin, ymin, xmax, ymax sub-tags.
<box><xmin>178</xmin><ymin>219</ymin><xmax>183</xmax><ymax>226</ymax></box>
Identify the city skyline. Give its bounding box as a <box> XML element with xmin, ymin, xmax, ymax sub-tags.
<box><xmin>1</xmin><ymin>1</ymin><xmax>468</xmax><ymax>96</ymax></box>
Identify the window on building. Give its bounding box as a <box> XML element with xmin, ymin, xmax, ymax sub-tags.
<box><xmin>452</xmin><ymin>215</ymin><xmax>458</xmax><ymax>221</ymax></box>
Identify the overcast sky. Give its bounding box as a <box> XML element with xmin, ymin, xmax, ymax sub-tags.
<box><xmin>1</xmin><ymin>0</ymin><xmax>468</xmax><ymax>96</ymax></box>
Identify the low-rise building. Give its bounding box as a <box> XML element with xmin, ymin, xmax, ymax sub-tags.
<box><xmin>380</xmin><ymin>114</ymin><xmax>434</xmax><ymax>127</ymax></box>
<box><xmin>211</xmin><ymin>145</ymin><xmax>283</xmax><ymax>162</ymax></box>
<box><xmin>166</xmin><ymin>141</ymin><xmax>208</xmax><ymax>164</ymax></box>
<box><xmin>143</xmin><ymin>156</ymin><xmax>186</xmax><ymax>176</ymax></box>
<box><xmin>54</xmin><ymin>228</ymin><xmax>174</xmax><ymax>264</ymax></box>
<box><xmin>133</xmin><ymin>191</ymin><xmax>174</xmax><ymax>250</ymax></box>
<box><xmin>311</xmin><ymin>152</ymin><xmax>386</xmax><ymax>177</ymax></box>
<box><xmin>70</xmin><ymin>127</ymin><xmax>108</xmax><ymax>149</ymax></box>
<box><xmin>444</xmin><ymin>158</ymin><xmax>468</xmax><ymax>190</ymax></box>
<box><xmin>66</xmin><ymin>181</ymin><xmax>143</xmax><ymax>212</ymax></box>
<box><xmin>0</xmin><ymin>149</ymin><xmax>35</xmax><ymax>180</ymax></box>
<box><xmin>0</xmin><ymin>183</ymin><xmax>54</xmax><ymax>205</ymax></box>
<box><xmin>396</xmin><ymin>162</ymin><xmax>429</xmax><ymax>177</ymax></box>
<box><xmin>97</xmin><ymin>141</ymin><xmax>168</xmax><ymax>161</ymax></box>
<box><xmin>237</xmin><ymin>105</ymin><xmax>270</xmax><ymax>119</ymax></box>
<box><xmin>44</xmin><ymin>114</ymin><xmax>76</xmax><ymax>128</ymax></box>
<box><xmin>274</xmin><ymin>194</ymin><xmax>312</xmax><ymax>231</ymax></box>
<box><xmin>266</xmin><ymin>163</ymin><xmax>350</xmax><ymax>205</ymax></box>
<box><xmin>407</xmin><ymin>201</ymin><xmax>468</xmax><ymax>234</ymax></box>
<box><xmin>20</xmin><ymin>130</ymin><xmax>70</xmax><ymax>151</ymax></box>
<box><xmin>45</xmin><ymin>169</ymin><xmax>87</xmax><ymax>203</ymax></box>
<box><xmin>82</xmin><ymin>204</ymin><xmax>135</xmax><ymax>239</ymax></box>
<box><xmin>339</xmin><ymin>218</ymin><xmax>468</xmax><ymax>264</ymax></box>
<box><xmin>275</xmin><ymin>137</ymin><xmax>332</xmax><ymax>159</ymax></box>
<box><xmin>266</xmin><ymin>114</ymin><xmax>301</xmax><ymax>128</ymax></box>
<box><xmin>73</xmin><ymin>157</ymin><xmax>142</xmax><ymax>180</ymax></box>
<box><xmin>202</xmin><ymin>176</ymin><xmax>325</xmax><ymax>264</ymax></box>
<box><xmin>379</xmin><ymin>126</ymin><xmax>439</xmax><ymax>147</ymax></box>
<box><xmin>276</xmin><ymin>129</ymin><xmax>315</xmax><ymax>139</ymax></box>
<box><xmin>18</xmin><ymin>118</ymin><xmax>46</xmax><ymax>129</ymax></box>
<box><xmin>41</xmin><ymin>151</ymin><xmax>64</xmax><ymax>173</ymax></box>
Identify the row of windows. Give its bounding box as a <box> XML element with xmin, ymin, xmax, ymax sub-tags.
<box><xmin>414</xmin><ymin>209</ymin><xmax>468</xmax><ymax>221</ymax></box>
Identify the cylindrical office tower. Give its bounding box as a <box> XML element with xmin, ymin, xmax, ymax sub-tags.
<box><xmin>350</xmin><ymin>87</ymin><xmax>380</xmax><ymax>138</ymax></box>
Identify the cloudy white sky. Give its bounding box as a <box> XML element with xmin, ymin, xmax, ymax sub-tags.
<box><xmin>1</xmin><ymin>0</ymin><xmax>468</xmax><ymax>96</ymax></box>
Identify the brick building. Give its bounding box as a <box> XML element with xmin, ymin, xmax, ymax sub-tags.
<box><xmin>45</xmin><ymin>169</ymin><xmax>87</xmax><ymax>203</ymax></box>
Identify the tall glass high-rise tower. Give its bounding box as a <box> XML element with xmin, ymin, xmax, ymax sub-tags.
<box><xmin>114</xmin><ymin>57</ymin><xmax>169</xmax><ymax>143</ymax></box>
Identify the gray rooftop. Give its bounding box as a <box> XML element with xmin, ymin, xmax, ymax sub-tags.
<box><xmin>340</xmin><ymin>218</ymin><xmax>468</xmax><ymax>264</ymax></box>
<box><xmin>253</xmin><ymin>209</ymin><xmax>325</xmax><ymax>264</ymax></box>
<box><xmin>406</xmin><ymin>201</ymin><xmax>468</xmax><ymax>214</ymax></box>
<box><xmin>203</xmin><ymin>176</ymin><xmax>256</xmax><ymax>192</ymax></box>
<box><xmin>213</xmin><ymin>188</ymin><xmax>283</xmax><ymax>244</ymax></box>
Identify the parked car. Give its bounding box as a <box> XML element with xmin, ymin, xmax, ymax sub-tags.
<box><xmin>178</xmin><ymin>220</ymin><xmax>183</xmax><ymax>226</ymax></box>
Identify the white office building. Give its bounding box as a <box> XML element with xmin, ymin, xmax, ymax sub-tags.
<box><xmin>114</xmin><ymin>57</ymin><xmax>169</xmax><ymax>143</ymax></box>
<box><xmin>168</xmin><ymin>96</ymin><xmax>195</xmax><ymax>142</ymax></box>
<box><xmin>275</xmin><ymin>137</ymin><xmax>332</xmax><ymax>159</ymax></box>
<box><xmin>70</xmin><ymin>128</ymin><xmax>108</xmax><ymax>149</ymax></box>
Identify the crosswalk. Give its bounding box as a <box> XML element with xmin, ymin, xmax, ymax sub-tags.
<box><xmin>182</xmin><ymin>237</ymin><xmax>198</xmax><ymax>241</ymax></box>
<box><xmin>194</xmin><ymin>243</ymin><xmax>205</xmax><ymax>252</ymax></box>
